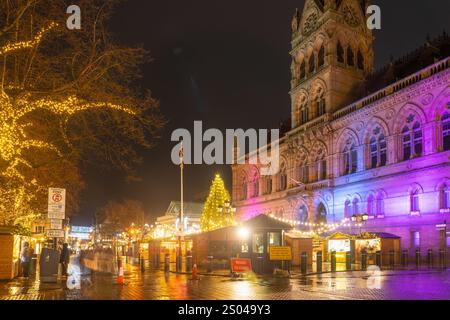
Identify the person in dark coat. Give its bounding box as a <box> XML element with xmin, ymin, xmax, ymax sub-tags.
<box><xmin>20</xmin><ymin>242</ymin><xmax>31</xmax><ymax>277</ymax></box>
<box><xmin>60</xmin><ymin>243</ymin><xmax>71</xmax><ymax>276</ymax></box>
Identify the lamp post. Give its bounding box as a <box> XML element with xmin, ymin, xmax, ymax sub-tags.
<box><xmin>351</xmin><ymin>213</ymin><xmax>369</xmax><ymax>234</ymax></box>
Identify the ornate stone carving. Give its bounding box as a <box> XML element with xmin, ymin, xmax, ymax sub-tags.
<box><xmin>421</xmin><ymin>93</ymin><xmax>434</xmax><ymax>105</ymax></box>
<box><xmin>342</xmin><ymin>4</ymin><xmax>360</xmax><ymax>28</ymax></box>
<box><xmin>303</xmin><ymin>11</ymin><xmax>319</xmax><ymax>36</ymax></box>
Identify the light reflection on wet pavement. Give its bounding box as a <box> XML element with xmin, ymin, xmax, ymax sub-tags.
<box><xmin>1</xmin><ymin>260</ymin><xmax>449</xmax><ymax>300</ymax></box>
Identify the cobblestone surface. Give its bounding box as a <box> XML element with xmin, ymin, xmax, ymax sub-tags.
<box><xmin>1</xmin><ymin>257</ymin><xmax>449</xmax><ymax>300</ymax></box>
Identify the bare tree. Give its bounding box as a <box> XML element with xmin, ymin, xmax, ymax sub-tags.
<box><xmin>96</xmin><ymin>199</ymin><xmax>146</xmax><ymax>236</ymax></box>
<box><xmin>0</xmin><ymin>0</ymin><xmax>164</xmax><ymax>226</ymax></box>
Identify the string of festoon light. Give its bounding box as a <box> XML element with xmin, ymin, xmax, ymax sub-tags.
<box><xmin>268</xmin><ymin>213</ymin><xmax>355</xmax><ymax>237</ymax></box>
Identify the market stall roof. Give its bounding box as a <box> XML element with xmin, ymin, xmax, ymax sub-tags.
<box><xmin>241</xmin><ymin>214</ymin><xmax>292</xmax><ymax>230</ymax></box>
<box><xmin>324</xmin><ymin>231</ymin><xmax>401</xmax><ymax>240</ymax></box>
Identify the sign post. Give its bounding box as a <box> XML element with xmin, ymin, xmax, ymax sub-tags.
<box><xmin>47</xmin><ymin>188</ymin><xmax>66</xmax><ymax>248</ymax></box>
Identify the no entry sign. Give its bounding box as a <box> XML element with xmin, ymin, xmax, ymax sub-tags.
<box><xmin>231</xmin><ymin>258</ymin><xmax>252</xmax><ymax>273</ymax></box>
<box><xmin>48</xmin><ymin>188</ymin><xmax>66</xmax><ymax>219</ymax></box>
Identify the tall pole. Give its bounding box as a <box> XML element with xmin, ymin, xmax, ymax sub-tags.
<box><xmin>180</xmin><ymin>141</ymin><xmax>184</xmax><ymax>237</ymax></box>
<box><xmin>177</xmin><ymin>141</ymin><xmax>184</xmax><ymax>273</ymax></box>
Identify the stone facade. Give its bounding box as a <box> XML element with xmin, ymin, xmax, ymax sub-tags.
<box><xmin>232</xmin><ymin>0</ymin><xmax>450</xmax><ymax>253</ymax></box>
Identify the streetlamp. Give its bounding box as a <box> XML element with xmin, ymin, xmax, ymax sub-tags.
<box><xmin>351</xmin><ymin>213</ymin><xmax>369</xmax><ymax>234</ymax></box>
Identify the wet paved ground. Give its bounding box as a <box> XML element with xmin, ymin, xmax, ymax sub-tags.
<box><xmin>1</xmin><ymin>258</ymin><xmax>449</xmax><ymax>300</ymax></box>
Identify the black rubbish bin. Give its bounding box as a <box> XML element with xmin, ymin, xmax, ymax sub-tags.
<box><xmin>29</xmin><ymin>254</ymin><xmax>38</xmax><ymax>276</ymax></box>
<box><xmin>39</xmin><ymin>248</ymin><xmax>60</xmax><ymax>283</ymax></box>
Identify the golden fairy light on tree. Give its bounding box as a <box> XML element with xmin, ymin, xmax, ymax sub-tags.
<box><xmin>0</xmin><ymin>0</ymin><xmax>164</xmax><ymax>227</ymax></box>
<box><xmin>200</xmin><ymin>174</ymin><xmax>235</xmax><ymax>232</ymax></box>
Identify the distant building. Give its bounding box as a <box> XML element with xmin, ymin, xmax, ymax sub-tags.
<box><xmin>154</xmin><ymin>201</ymin><xmax>204</xmax><ymax>237</ymax></box>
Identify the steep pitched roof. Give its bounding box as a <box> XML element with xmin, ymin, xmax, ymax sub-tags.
<box><xmin>165</xmin><ymin>201</ymin><xmax>204</xmax><ymax>216</ymax></box>
<box><xmin>242</xmin><ymin>214</ymin><xmax>292</xmax><ymax>230</ymax></box>
<box><xmin>364</xmin><ymin>32</ymin><xmax>450</xmax><ymax>95</ymax></box>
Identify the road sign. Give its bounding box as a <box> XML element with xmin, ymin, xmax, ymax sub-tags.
<box><xmin>231</xmin><ymin>258</ymin><xmax>252</xmax><ymax>273</ymax></box>
<box><xmin>48</xmin><ymin>188</ymin><xmax>66</xmax><ymax>219</ymax></box>
<box><xmin>269</xmin><ymin>246</ymin><xmax>292</xmax><ymax>261</ymax></box>
<box><xmin>46</xmin><ymin>229</ymin><xmax>65</xmax><ymax>238</ymax></box>
<box><xmin>49</xmin><ymin>219</ymin><xmax>62</xmax><ymax>230</ymax></box>
<box><xmin>71</xmin><ymin>226</ymin><xmax>93</xmax><ymax>233</ymax></box>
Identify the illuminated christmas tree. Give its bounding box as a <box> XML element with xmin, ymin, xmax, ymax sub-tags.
<box><xmin>200</xmin><ymin>174</ymin><xmax>235</xmax><ymax>232</ymax></box>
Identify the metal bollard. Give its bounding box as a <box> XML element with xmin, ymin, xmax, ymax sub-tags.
<box><xmin>186</xmin><ymin>255</ymin><xmax>192</xmax><ymax>273</ymax></box>
<box><xmin>164</xmin><ymin>253</ymin><xmax>170</xmax><ymax>273</ymax></box>
<box><xmin>401</xmin><ymin>250</ymin><xmax>408</xmax><ymax>268</ymax></box>
<box><xmin>427</xmin><ymin>249</ymin><xmax>433</xmax><ymax>268</ymax></box>
<box><xmin>316</xmin><ymin>251</ymin><xmax>322</xmax><ymax>273</ymax></box>
<box><xmin>389</xmin><ymin>250</ymin><xmax>395</xmax><ymax>269</ymax></box>
<box><xmin>140</xmin><ymin>255</ymin><xmax>145</xmax><ymax>272</ymax></box>
<box><xmin>415</xmin><ymin>249</ymin><xmax>421</xmax><ymax>269</ymax></box>
<box><xmin>346</xmin><ymin>251</ymin><xmax>351</xmax><ymax>271</ymax></box>
<box><xmin>361</xmin><ymin>250</ymin><xmax>367</xmax><ymax>271</ymax></box>
<box><xmin>301</xmin><ymin>252</ymin><xmax>307</xmax><ymax>274</ymax></box>
<box><xmin>330</xmin><ymin>251</ymin><xmax>336</xmax><ymax>272</ymax></box>
<box><xmin>207</xmin><ymin>255</ymin><xmax>213</xmax><ymax>273</ymax></box>
<box><xmin>375</xmin><ymin>251</ymin><xmax>382</xmax><ymax>268</ymax></box>
<box><xmin>439</xmin><ymin>249</ymin><xmax>446</xmax><ymax>269</ymax></box>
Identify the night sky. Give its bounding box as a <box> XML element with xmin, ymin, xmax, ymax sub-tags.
<box><xmin>71</xmin><ymin>0</ymin><xmax>450</xmax><ymax>225</ymax></box>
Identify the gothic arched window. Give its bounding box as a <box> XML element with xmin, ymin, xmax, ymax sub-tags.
<box><xmin>376</xmin><ymin>193</ymin><xmax>385</xmax><ymax>216</ymax></box>
<box><xmin>301</xmin><ymin>165</ymin><xmax>309</xmax><ymax>183</ymax></box>
<box><xmin>278</xmin><ymin>164</ymin><xmax>287</xmax><ymax>191</ymax></box>
<box><xmin>318</xmin><ymin>45</ymin><xmax>325</xmax><ymax>68</ymax></box>
<box><xmin>402</xmin><ymin>119</ymin><xmax>423</xmax><ymax>160</ymax></box>
<box><xmin>316</xmin><ymin>203</ymin><xmax>327</xmax><ymax>224</ymax></box>
<box><xmin>442</xmin><ymin>112</ymin><xmax>450</xmax><ymax>151</ymax></box>
<box><xmin>309</xmin><ymin>53</ymin><xmax>315</xmax><ymax>74</ymax></box>
<box><xmin>410</xmin><ymin>189</ymin><xmax>420</xmax><ymax>212</ymax></box>
<box><xmin>316</xmin><ymin>88</ymin><xmax>326</xmax><ymax>117</ymax></box>
<box><xmin>296</xmin><ymin>95</ymin><xmax>307</xmax><ymax>126</ymax></box>
<box><xmin>438</xmin><ymin>183</ymin><xmax>450</xmax><ymax>210</ymax></box>
<box><xmin>300</xmin><ymin>60</ymin><xmax>306</xmax><ymax>79</ymax></box>
<box><xmin>314</xmin><ymin>149</ymin><xmax>327</xmax><ymax>181</ymax></box>
<box><xmin>345</xmin><ymin>200</ymin><xmax>352</xmax><ymax>218</ymax></box>
<box><xmin>337</xmin><ymin>41</ymin><xmax>344</xmax><ymax>63</ymax></box>
<box><xmin>369</xmin><ymin>128</ymin><xmax>387</xmax><ymax>169</ymax></box>
<box><xmin>295</xmin><ymin>205</ymin><xmax>308</xmax><ymax>222</ymax></box>
<box><xmin>241</xmin><ymin>177</ymin><xmax>248</xmax><ymax>200</ymax></box>
<box><xmin>252</xmin><ymin>173</ymin><xmax>259</xmax><ymax>198</ymax></box>
<box><xmin>357</xmin><ymin>49</ymin><xmax>364</xmax><ymax>70</ymax></box>
<box><xmin>301</xmin><ymin>107</ymin><xmax>309</xmax><ymax>124</ymax></box>
<box><xmin>343</xmin><ymin>142</ymin><xmax>358</xmax><ymax>175</ymax></box>
<box><xmin>347</xmin><ymin>47</ymin><xmax>354</xmax><ymax>66</ymax></box>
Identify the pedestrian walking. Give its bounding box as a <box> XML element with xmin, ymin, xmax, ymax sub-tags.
<box><xmin>20</xmin><ymin>242</ymin><xmax>31</xmax><ymax>277</ymax></box>
<box><xmin>60</xmin><ymin>243</ymin><xmax>71</xmax><ymax>276</ymax></box>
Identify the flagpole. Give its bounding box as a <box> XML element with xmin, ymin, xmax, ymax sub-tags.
<box><xmin>180</xmin><ymin>141</ymin><xmax>184</xmax><ymax>238</ymax></box>
<box><xmin>177</xmin><ymin>141</ymin><xmax>184</xmax><ymax>273</ymax></box>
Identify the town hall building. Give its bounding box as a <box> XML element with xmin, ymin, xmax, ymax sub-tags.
<box><xmin>232</xmin><ymin>0</ymin><xmax>450</xmax><ymax>254</ymax></box>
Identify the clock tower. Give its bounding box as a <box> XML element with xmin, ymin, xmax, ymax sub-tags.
<box><xmin>290</xmin><ymin>0</ymin><xmax>374</xmax><ymax>128</ymax></box>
